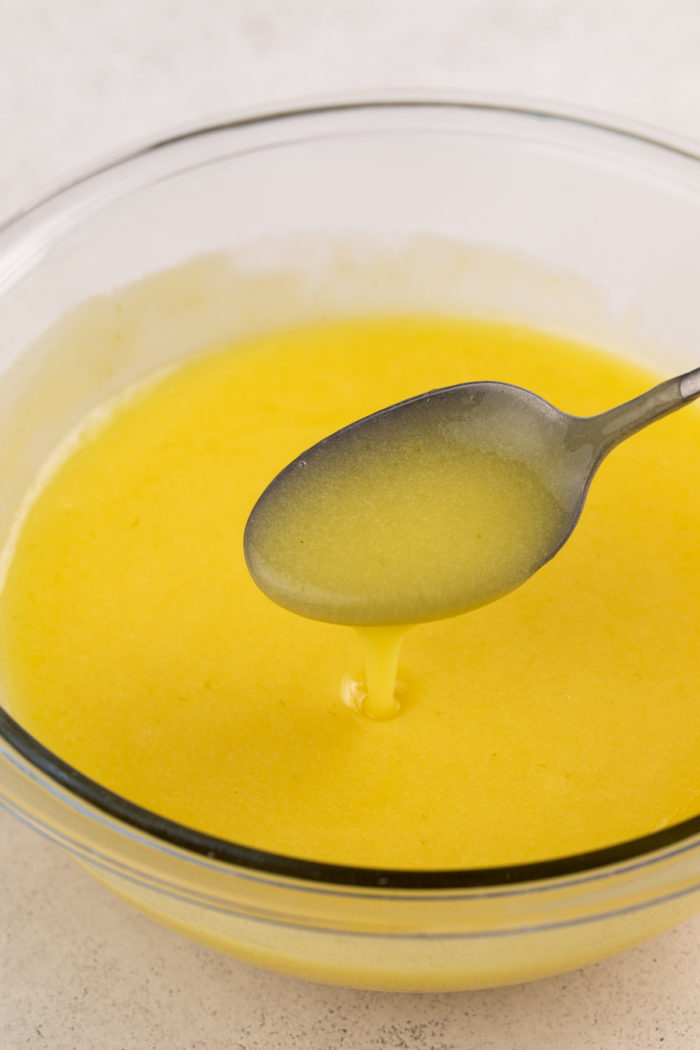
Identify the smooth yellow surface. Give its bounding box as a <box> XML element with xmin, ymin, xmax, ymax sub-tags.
<box><xmin>2</xmin><ymin>317</ymin><xmax>700</xmax><ymax>869</ymax></box>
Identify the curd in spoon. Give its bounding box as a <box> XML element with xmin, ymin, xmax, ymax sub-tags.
<box><xmin>244</xmin><ymin>365</ymin><xmax>700</xmax><ymax>718</ymax></box>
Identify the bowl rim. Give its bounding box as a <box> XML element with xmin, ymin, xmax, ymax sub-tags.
<box><xmin>2</xmin><ymin>94</ymin><xmax>700</xmax><ymax>892</ymax></box>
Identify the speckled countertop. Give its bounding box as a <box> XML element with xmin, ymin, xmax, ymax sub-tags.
<box><xmin>3</xmin><ymin>2</ymin><xmax>700</xmax><ymax>1047</ymax></box>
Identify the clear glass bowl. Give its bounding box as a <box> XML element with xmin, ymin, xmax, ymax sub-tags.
<box><xmin>1</xmin><ymin>98</ymin><xmax>700</xmax><ymax>992</ymax></box>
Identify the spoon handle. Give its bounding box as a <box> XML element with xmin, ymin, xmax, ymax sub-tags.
<box><xmin>587</xmin><ymin>364</ymin><xmax>700</xmax><ymax>455</ymax></box>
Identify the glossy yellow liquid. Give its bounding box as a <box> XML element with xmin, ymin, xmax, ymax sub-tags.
<box><xmin>2</xmin><ymin>317</ymin><xmax>700</xmax><ymax>869</ymax></box>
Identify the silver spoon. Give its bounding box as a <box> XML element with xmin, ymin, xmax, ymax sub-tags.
<box><xmin>244</xmin><ymin>365</ymin><xmax>700</xmax><ymax>626</ymax></box>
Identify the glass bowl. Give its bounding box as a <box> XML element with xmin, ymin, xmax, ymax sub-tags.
<box><xmin>1</xmin><ymin>98</ymin><xmax>700</xmax><ymax>993</ymax></box>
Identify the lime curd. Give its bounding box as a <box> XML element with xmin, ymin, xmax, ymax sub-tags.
<box><xmin>1</xmin><ymin>316</ymin><xmax>700</xmax><ymax>869</ymax></box>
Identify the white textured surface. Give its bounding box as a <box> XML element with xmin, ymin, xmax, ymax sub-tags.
<box><xmin>3</xmin><ymin>1</ymin><xmax>700</xmax><ymax>1046</ymax></box>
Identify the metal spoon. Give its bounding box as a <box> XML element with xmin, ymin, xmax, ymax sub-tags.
<box><xmin>244</xmin><ymin>365</ymin><xmax>700</xmax><ymax>626</ymax></box>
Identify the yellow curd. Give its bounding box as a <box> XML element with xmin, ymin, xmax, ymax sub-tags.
<box><xmin>1</xmin><ymin>316</ymin><xmax>700</xmax><ymax>869</ymax></box>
